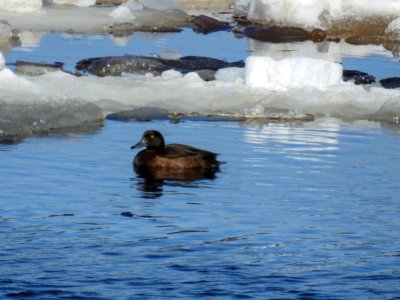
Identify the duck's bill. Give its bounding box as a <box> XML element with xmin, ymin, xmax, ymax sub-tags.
<box><xmin>131</xmin><ymin>140</ymin><xmax>145</xmax><ymax>149</ymax></box>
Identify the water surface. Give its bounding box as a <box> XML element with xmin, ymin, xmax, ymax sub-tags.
<box><xmin>1</xmin><ymin>120</ymin><xmax>400</xmax><ymax>299</ymax></box>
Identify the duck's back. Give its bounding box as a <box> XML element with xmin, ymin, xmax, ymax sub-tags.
<box><xmin>135</xmin><ymin>144</ymin><xmax>220</xmax><ymax>169</ymax></box>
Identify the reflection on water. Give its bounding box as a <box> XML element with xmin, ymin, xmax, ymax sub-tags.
<box><xmin>242</xmin><ymin>120</ymin><xmax>339</xmax><ymax>164</ymax></box>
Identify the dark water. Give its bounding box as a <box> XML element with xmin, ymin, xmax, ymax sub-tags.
<box><xmin>1</xmin><ymin>119</ymin><xmax>400</xmax><ymax>299</ymax></box>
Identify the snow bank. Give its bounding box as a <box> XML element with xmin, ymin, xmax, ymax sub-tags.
<box><xmin>245</xmin><ymin>56</ymin><xmax>343</xmax><ymax>91</ymax></box>
<box><xmin>244</xmin><ymin>0</ymin><xmax>400</xmax><ymax>28</ymax></box>
<box><xmin>0</xmin><ymin>0</ymin><xmax>42</xmax><ymax>13</ymax></box>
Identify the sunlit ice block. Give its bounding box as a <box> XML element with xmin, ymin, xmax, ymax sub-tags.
<box><xmin>245</xmin><ymin>56</ymin><xmax>343</xmax><ymax>91</ymax></box>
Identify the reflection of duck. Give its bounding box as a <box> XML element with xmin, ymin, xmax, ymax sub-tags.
<box><xmin>131</xmin><ymin>130</ymin><xmax>221</xmax><ymax>180</ymax></box>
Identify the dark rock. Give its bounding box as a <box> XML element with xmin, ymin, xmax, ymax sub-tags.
<box><xmin>190</xmin><ymin>14</ymin><xmax>231</xmax><ymax>34</ymax></box>
<box><xmin>243</xmin><ymin>25</ymin><xmax>326</xmax><ymax>43</ymax></box>
<box><xmin>76</xmin><ymin>56</ymin><xmax>170</xmax><ymax>76</ymax></box>
<box><xmin>380</xmin><ymin>77</ymin><xmax>400</xmax><ymax>89</ymax></box>
<box><xmin>121</xmin><ymin>211</ymin><xmax>134</xmax><ymax>217</ymax></box>
<box><xmin>106</xmin><ymin>107</ymin><xmax>170</xmax><ymax>122</ymax></box>
<box><xmin>163</xmin><ymin>56</ymin><xmax>244</xmax><ymax>73</ymax></box>
<box><xmin>137</xmin><ymin>25</ymin><xmax>182</xmax><ymax>33</ymax></box>
<box><xmin>76</xmin><ymin>55</ymin><xmax>244</xmax><ymax>77</ymax></box>
<box><xmin>343</xmin><ymin>70</ymin><xmax>376</xmax><ymax>85</ymax></box>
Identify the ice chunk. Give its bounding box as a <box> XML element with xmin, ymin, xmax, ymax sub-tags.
<box><xmin>375</xmin><ymin>97</ymin><xmax>400</xmax><ymax>123</ymax></box>
<box><xmin>19</xmin><ymin>30</ymin><xmax>44</xmax><ymax>47</ymax></box>
<box><xmin>215</xmin><ymin>67</ymin><xmax>244</xmax><ymax>84</ymax></box>
<box><xmin>0</xmin><ymin>0</ymin><xmax>42</xmax><ymax>13</ymax></box>
<box><xmin>109</xmin><ymin>0</ymin><xmax>143</xmax><ymax>19</ymax></box>
<box><xmin>52</xmin><ymin>0</ymin><xmax>96</xmax><ymax>7</ymax></box>
<box><xmin>127</xmin><ymin>0</ymin><xmax>144</xmax><ymax>10</ymax></box>
<box><xmin>161</xmin><ymin>69</ymin><xmax>183</xmax><ymax>80</ymax></box>
<box><xmin>0</xmin><ymin>98</ymin><xmax>103</xmax><ymax>143</ymax></box>
<box><xmin>234</xmin><ymin>0</ymin><xmax>250</xmax><ymax>14</ymax></box>
<box><xmin>385</xmin><ymin>17</ymin><xmax>400</xmax><ymax>40</ymax></box>
<box><xmin>245</xmin><ymin>56</ymin><xmax>343</xmax><ymax>91</ymax></box>
<box><xmin>0</xmin><ymin>68</ymin><xmax>40</xmax><ymax>92</ymax></box>
<box><xmin>140</xmin><ymin>0</ymin><xmax>178</xmax><ymax>10</ymax></box>
<box><xmin>0</xmin><ymin>52</ymin><xmax>5</xmax><ymax>70</ymax></box>
<box><xmin>109</xmin><ymin>6</ymin><xmax>136</xmax><ymax>19</ymax></box>
<box><xmin>159</xmin><ymin>49</ymin><xmax>182</xmax><ymax>60</ymax></box>
<box><xmin>0</xmin><ymin>21</ymin><xmax>12</xmax><ymax>43</ymax></box>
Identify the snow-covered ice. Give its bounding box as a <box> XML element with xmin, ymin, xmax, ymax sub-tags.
<box><xmin>1</xmin><ymin>48</ymin><xmax>399</xmax><ymax>125</ymax></box>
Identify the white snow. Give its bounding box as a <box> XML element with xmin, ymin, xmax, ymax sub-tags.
<box><xmin>245</xmin><ymin>0</ymin><xmax>400</xmax><ymax>28</ymax></box>
<box><xmin>245</xmin><ymin>56</ymin><xmax>343</xmax><ymax>91</ymax></box>
<box><xmin>0</xmin><ymin>0</ymin><xmax>42</xmax><ymax>13</ymax></box>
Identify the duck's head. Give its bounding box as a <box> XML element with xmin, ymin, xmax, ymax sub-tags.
<box><xmin>131</xmin><ymin>130</ymin><xmax>165</xmax><ymax>150</ymax></box>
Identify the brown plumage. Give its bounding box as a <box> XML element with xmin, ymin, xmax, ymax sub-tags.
<box><xmin>131</xmin><ymin>130</ymin><xmax>221</xmax><ymax>175</ymax></box>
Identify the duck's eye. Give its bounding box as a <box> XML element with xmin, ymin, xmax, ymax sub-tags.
<box><xmin>149</xmin><ymin>135</ymin><xmax>154</xmax><ymax>139</ymax></box>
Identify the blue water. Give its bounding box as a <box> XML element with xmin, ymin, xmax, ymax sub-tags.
<box><xmin>1</xmin><ymin>119</ymin><xmax>400</xmax><ymax>299</ymax></box>
<box><xmin>2</xmin><ymin>27</ymin><xmax>400</xmax><ymax>299</ymax></box>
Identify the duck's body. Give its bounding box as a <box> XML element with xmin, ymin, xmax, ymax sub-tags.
<box><xmin>131</xmin><ymin>130</ymin><xmax>221</xmax><ymax>172</ymax></box>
